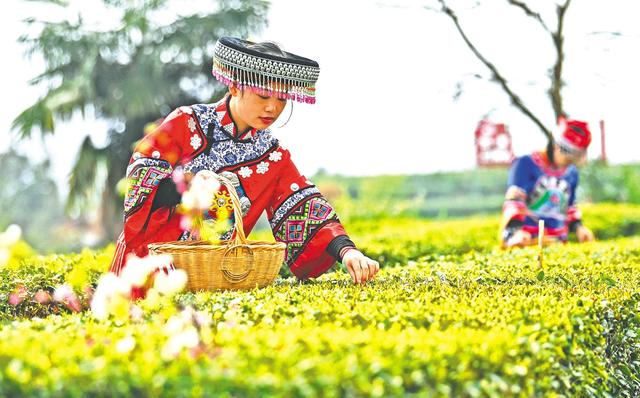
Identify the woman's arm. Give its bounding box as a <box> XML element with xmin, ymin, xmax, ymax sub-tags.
<box><xmin>266</xmin><ymin>147</ymin><xmax>378</xmax><ymax>283</ymax></box>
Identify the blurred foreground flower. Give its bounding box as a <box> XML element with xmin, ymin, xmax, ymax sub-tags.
<box><xmin>34</xmin><ymin>290</ymin><xmax>52</xmax><ymax>304</ymax></box>
<box><xmin>8</xmin><ymin>284</ymin><xmax>27</xmax><ymax>306</ymax></box>
<box><xmin>177</xmin><ymin>170</ymin><xmax>232</xmax><ymax>242</ymax></box>
<box><xmin>181</xmin><ymin>170</ymin><xmax>220</xmax><ymax>211</ymax></box>
<box><xmin>161</xmin><ymin>306</ymin><xmax>211</xmax><ymax>360</ymax></box>
<box><xmin>154</xmin><ymin>269</ymin><xmax>188</xmax><ymax>295</ymax></box>
<box><xmin>53</xmin><ymin>284</ymin><xmax>82</xmax><ymax>312</ymax></box>
<box><xmin>90</xmin><ymin>253</ymin><xmax>185</xmax><ymax>321</ymax></box>
<box><xmin>0</xmin><ymin>224</ymin><xmax>22</xmax><ymax>267</ymax></box>
<box><xmin>115</xmin><ymin>335</ymin><xmax>136</xmax><ymax>354</ymax></box>
<box><xmin>0</xmin><ymin>224</ymin><xmax>22</xmax><ymax>247</ymax></box>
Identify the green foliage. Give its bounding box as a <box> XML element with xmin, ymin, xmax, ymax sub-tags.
<box><xmin>0</xmin><ymin>247</ymin><xmax>109</xmax><ymax>319</ymax></box>
<box><xmin>314</xmin><ymin>163</ymin><xmax>640</xmax><ymax>220</ymax></box>
<box><xmin>0</xmin><ymin>150</ymin><xmax>71</xmax><ymax>252</ymax></box>
<box><xmin>581</xmin><ymin>162</ymin><xmax>640</xmax><ymax>204</ymax></box>
<box><xmin>0</xmin><ymin>237</ymin><xmax>639</xmax><ymax>396</ymax></box>
<box><xmin>285</xmin><ymin>202</ymin><xmax>639</xmax><ymax>265</ymax></box>
<box><xmin>13</xmin><ymin>0</ymin><xmax>270</xmax><ymax>240</ymax></box>
<box><xmin>1</xmin><ymin>203</ymin><xmax>639</xmax><ymax>396</ymax></box>
<box><xmin>315</xmin><ymin>169</ymin><xmax>509</xmax><ymax>220</ymax></box>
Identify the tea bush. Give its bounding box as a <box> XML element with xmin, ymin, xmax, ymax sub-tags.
<box><xmin>0</xmin><ymin>204</ymin><xmax>639</xmax><ymax>397</ymax></box>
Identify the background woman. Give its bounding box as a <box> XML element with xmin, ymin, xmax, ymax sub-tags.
<box><xmin>500</xmin><ymin>117</ymin><xmax>595</xmax><ymax>248</ymax></box>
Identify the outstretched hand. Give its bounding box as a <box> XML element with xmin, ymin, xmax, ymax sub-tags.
<box><xmin>576</xmin><ymin>225</ymin><xmax>595</xmax><ymax>242</ymax></box>
<box><xmin>504</xmin><ymin>229</ymin><xmax>533</xmax><ymax>248</ymax></box>
<box><xmin>342</xmin><ymin>250</ymin><xmax>380</xmax><ymax>284</ymax></box>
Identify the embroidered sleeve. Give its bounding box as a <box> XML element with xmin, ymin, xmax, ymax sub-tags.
<box><xmin>500</xmin><ymin>157</ymin><xmax>530</xmax><ymax>238</ymax></box>
<box><xmin>121</xmin><ymin>106</ymin><xmax>207</xmax><ymax>240</ymax></box>
<box><xmin>266</xmin><ymin>148</ymin><xmax>349</xmax><ymax>280</ymax></box>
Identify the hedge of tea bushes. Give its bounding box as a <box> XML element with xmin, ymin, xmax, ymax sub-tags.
<box><xmin>1</xmin><ymin>236</ymin><xmax>639</xmax><ymax>397</ymax></box>
<box><xmin>348</xmin><ymin>202</ymin><xmax>640</xmax><ymax>264</ymax></box>
<box><xmin>0</xmin><ymin>248</ymin><xmax>111</xmax><ymax>320</ymax></box>
<box><xmin>2</xmin><ymin>203</ymin><xmax>637</xmax><ymax>320</ymax></box>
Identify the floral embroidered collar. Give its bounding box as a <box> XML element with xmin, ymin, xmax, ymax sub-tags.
<box><xmin>214</xmin><ymin>95</ymin><xmax>258</xmax><ymax>141</ymax></box>
<box><xmin>531</xmin><ymin>150</ymin><xmax>568</xmax><ymax>177</ymax></box>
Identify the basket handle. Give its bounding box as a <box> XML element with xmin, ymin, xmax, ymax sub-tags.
<box><xmin>212</xmin><ymin>174</ymin><xmax>248</xmax><ymax>246</ymax></box>
<box><xmin>220</xmin><ymin>244</ymin><xmax>254</xmax><ymax>283</ymax></box>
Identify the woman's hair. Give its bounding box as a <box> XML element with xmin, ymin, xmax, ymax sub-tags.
<box><xmin>247</xmin><ymin>41</ymin><xmax>286</xmax><ymax>57</ymax></box>
<box><xmin>234</xmin><ymin>41</ymin><xmax>286</xmax><ymax>92</ymax></box>
<box><xmin>546</xmin><ymin>140</ymin><xmax>555</xmax><ymax>164</ymax></box>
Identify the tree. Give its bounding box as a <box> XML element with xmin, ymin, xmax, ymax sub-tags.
<box><xmin>12</xmin><ymin>0</ymin><xmax>269</xmax><ymax>242</ymax></box>
<box><xmin>433</xmin><ymin>0</ymin><xmax>577</xmax><ymax>140</ymax></box>
<box><xmin>0</xmin><ymin>149</ymin><xmax>67</xmax><ymax>252</ymax></box>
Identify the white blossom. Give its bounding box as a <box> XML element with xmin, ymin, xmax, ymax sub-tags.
<box><xmin>115</xmin><ymin>336</ymin><xmax>136</xmax><ymax>354</ymax></box>
<box><xmin>154</xmin><ymin>269</ymin><xmax>188</xmax><ymax>296</ymax></box>
<box><xmin>238</xmin><ymin>166</ymin><xmax>253</xmax><ymax>179</ymax></box>
<box><xmin>188</xmin><ymin>117</ymin><xmax>197</xmax><ymax>132</ymax></box>
<box><xmin>53</xmin><ymin>284</ymin><xmax>74</xmax><ymax>302</ymax></box>
<box><xmin>182</xmin><ymin>171</ymin><xmax>220</xmax><ymax>211</ymax></box>
<box><xmin>268</xmin><ymin>151</ymin><xmax>282</xmax><ymax>162</ymax></box>
<box><xmin>90</xmin><ymin>273</ymin><xmax>124</xmax><ymax>320</ymax></box>
<box><xmin>190</xmin><ymin>134</ymin><xmax>202</xmax><ymax>150</ymax></box>
<box><xmin>0</xmin><ymin>249</ymin><xmax>9</xmax><ymax>267</ymax></box>
<box><xmin>0</xmin><ymin>224</ymin><xmax>21</xmax><ymax>247</ymax></box>
<box><xmin>120</xmin><ymin>258</ymin><xmax>156</xmax><ymax>288</ymax></box>
<box><xmin>256</xmin><ymin>161</ymin><xmax>269</xmax><ymax>174</ymax></box>
<box><xmin>164</xmin><ymin>314</ymin><xmax>186</xmax><ymax>335</ymax></box>
<box><xmin>161</xmin><ymin>327</ymin><xmax>200</xmax><ymax>359</ymax></box>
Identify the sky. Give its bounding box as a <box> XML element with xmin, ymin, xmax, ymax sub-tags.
<box><xmin>1</xmin><ymin>0</ymin><xmax>639</xmax><ymax>197</ymax></box>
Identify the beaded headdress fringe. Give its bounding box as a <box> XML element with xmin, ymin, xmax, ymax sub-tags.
<box><xmin>212</xmin><ymin>40</ymin><xmax>319</xmax><ymax>104</ymax></box>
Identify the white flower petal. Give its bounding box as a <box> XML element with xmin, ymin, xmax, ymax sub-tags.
<box><xmin>188</xmin><ymin>117</ymin><xmax>197</xmax><ymax>132</ymax></box>
<box><xmin>154</xmin><ymin>269</ymin><xmax>187</xmax><ymax>295</ymax></box>
<box><xmin>53</xmin><ymin>284</ymin><xmax>73</xmax><ymax>302</ymax></box>
<box><xmin>116</xmin><ymin>336</ymin><xmax>136</xmax><ymax>354</ymax></box>
<box><xmin>2</xmin><ymin>225</ymin><xmax>21</xmax><ymax>246</ymax></box>
<box><xmin>268</xmin><ymin>151</ymin><xmax>282</xmax><ymax>162</ymax></box>
<box><xmin>238</xmin><ymin>166</ymin><xmax>253</xmax><ymax>178</ymax></box>
<box><xmin>190</xmin><ymin>134</ymin><xmax>202</xmax><ymax>150</ymax></box>
<box><xmin>256</xmin><ymin>161</ymin><xmax>269</xmax><ymax>174</ymax></box>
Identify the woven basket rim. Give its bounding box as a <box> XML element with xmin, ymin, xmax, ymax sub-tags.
<box><xmin>148</xmin><ymin>240</ymin><xmax>286</xmax><ymax>250</ymax></box>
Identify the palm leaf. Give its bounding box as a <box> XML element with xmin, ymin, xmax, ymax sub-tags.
<box><xmin>11</xmin><ymin>100</ymin><xmax>55</xmax><ymax>139</ymax></box>
<box><xmin>67</xmin><ymin>136</ymin><xmax>108</xmax><ymax>213</ymax></box>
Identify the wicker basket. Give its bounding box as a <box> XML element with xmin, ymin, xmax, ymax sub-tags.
<box><xmin>148</xmin><ymin>174</ymin><xmax>286</xmax><ymax>291</ymax></box>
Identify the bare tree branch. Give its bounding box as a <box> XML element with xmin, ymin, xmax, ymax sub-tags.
<box><xmin>507</xmin><ymin>0</ymin><xmax>550</xmax><ymax>32</ymax></box>
<box><xmin>437</xmin><ymin>0</ymin><xmax>552</xmax><ymax>140</ymax></box>
<box><xmin>549</xmin><ymin>0</ymin><xmax>572</xmax><ymax>120</ymax></box>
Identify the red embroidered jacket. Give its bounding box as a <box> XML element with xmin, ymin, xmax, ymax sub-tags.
<box><xmin>110</xmin><ymin>96</ymin><xmax>352</xmax><ymax>280</ymax></box>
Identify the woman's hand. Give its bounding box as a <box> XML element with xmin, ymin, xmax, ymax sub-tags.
<box><xmin>505</xmin><ymin>229</ymin><xmax>533</xmax><ymax>248</ymax></box>
<box><xmin>342</xmin><ymin>249</ymin><xmax>379</xmax><ymax>284</ymax></box>
<box><xmin>576</xmin><ymin>225</ymin><xmax>595</xmax><ymax>242</ymax></box>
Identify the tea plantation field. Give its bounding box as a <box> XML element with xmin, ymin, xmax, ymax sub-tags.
<box><xmin>0</xmin><ymin>203</ymin><xmax>639</xmax><ymax>397</ymax></box>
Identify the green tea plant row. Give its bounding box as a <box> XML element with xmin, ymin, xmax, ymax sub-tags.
<box><xmin>1</xmin><ymin>236</ymin><xmax>639</xmax><ymax>396</ymax></box>
<box><xmin>2</xmin><ymin>203</ymin><xmax>638</xmax><ymax>321</ymax></box>
<box><xmin>0</xmin><ymin>205</ymin><xmax>640</xmax><ymax>396</ymax></box>
<box><xmin>251</xmin><ymin>202</ymin><xmax>640</xmax><ymax>265</ymax></box>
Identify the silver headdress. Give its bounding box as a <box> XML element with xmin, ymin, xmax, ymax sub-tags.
<box><xmin>212</xmin><ymin>36</ymin><xmax>320</xmax><ymax>104</ymax></box>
